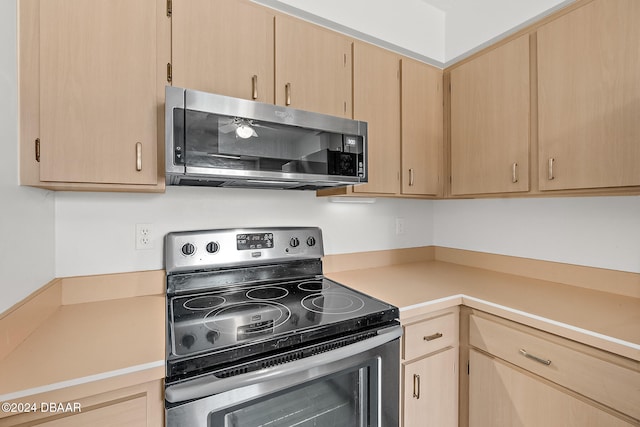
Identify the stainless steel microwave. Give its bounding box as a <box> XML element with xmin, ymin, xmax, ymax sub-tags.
<box><xmin>165</xmin><ymin>87</ymin><xmax>368</xmax><ymax>190</ymax></box>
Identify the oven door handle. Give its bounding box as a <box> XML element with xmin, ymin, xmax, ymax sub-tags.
<box><xmin>165</xmin><ymin>324</ymin><xmax>402</xmax><ymax>403</ymax></box>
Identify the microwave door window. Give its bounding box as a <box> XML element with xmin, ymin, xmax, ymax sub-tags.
<box><xmin>184</xmin><ymin>109</ymin><xmax>364</xmax><ymax>177</ymax></box>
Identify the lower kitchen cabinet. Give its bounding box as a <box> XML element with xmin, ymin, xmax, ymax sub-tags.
<box><xmin>466</xmin><ymin>311</ymin><xmax>640</xmax><ymax>426</ymax></box>
<box><xmin>403</xmin><ymin>347</ymin><xmax>458</xmax><ymax>427</ymax></box>
<box><xmin>468</xmin><ymin>349</ymin><xmax>635</xmax><ymax>427</ymax></box>
<box><xmin>0</xmin><ymin>380</ymin><xmax>163</xmax><ymax>427</ymax></box>
<box><xmin>401</xmin><ymin>308</ymin><xmax>459</xmax><ymax>427</ymax></box>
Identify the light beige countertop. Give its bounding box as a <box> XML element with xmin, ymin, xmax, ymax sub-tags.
<box><xmin>1</xmin><ymin>249</ymin><xmax>638</xmax><ymax>404</ymax></box>
<box><xmin>0</xmin><ymin>275</ymin><xmax>166</xmax><ymax>404</ymax></box>
<box><xmin>327</xmin><ymin>259</ymin><xmax>640</xmax><ymax>361</ymax></box>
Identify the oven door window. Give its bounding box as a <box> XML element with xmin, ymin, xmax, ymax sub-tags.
<box><xmin>210</xmin><ymin>360</ymin><xmax>377</xmax><ymax>427</ymax></box>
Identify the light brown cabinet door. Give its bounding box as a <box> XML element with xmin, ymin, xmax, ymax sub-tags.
<box><xmin>352</xmin><ymin>42</ymin><xmax>401</xmax><ymax>195</ymax></box>
<box><xmin>403</xmin><ymin>347</ymin><xmax>458</xmax><ymax>427</ymax></box>
<box><xmin>537</xmin><ymin>0</ymin><xmax>640</xmax><ymax>191</ymax></box>
<box><xmin>172</xmin><ymin>0</ymin><xmax>275</xmax><ymax>103</ymax></box>
<box><xmin>450</xmin><ymin>35</ymin><xmax>530</xmax><ymax>196</ymax></box>
<box><xmin>39</xmin><ymin>396</ymin><xmax>147</xmax><ymax>427</ymax></box>
<box><xmin>468</xmin><ymin>350</ymin><xmax>634</xmax><ymax>427</ymax></box>
<box><xmin>401</xmin><ymin>58</ymin><xmax>443</xmax><ymax>196</ymax></box>
<box><xmin>275</xmin><ymin>14</ymin><xmax>352</xmax><ymax>117</ymax></box>
<box><xmin>39</xmin><ymin>0</ymin><xmax>161</xmax><ymax>185</ymax></box>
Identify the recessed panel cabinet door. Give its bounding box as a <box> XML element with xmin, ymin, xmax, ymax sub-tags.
<box><xmin>450</xmin><ymin>35</ymin><xmax>530</xmax><ymax>196</ymax></box>
<box><xmin>468</xmin><ymin>350</ymin><xmax>634</xmax><ymax>427</ymax></box>
<box><xmin>403</xmin><ymin>348</ymin><xmax>458</xmax><ymax>427</ymax></box>
<box><xmin>172</xmin><ymin>0</ymin><xmax>275</xmax><ymax>103</ymax></box>
<box><xmin>39</xmin><ymin>0</ymin><xmax>159</xmax><ymax>185</ymax></box>
<box><xmin>352</xmin><ymin>42</ymin><xmax>400</xmax><ymax>195</ymax></box>
<box><xmin>537</xmin><ymin>0</ymin><xmax>640</xmax><ymax>191</ymax></box>
<box><xmin>275</xmin><ymin>14</ymin><xmax>352</xmax><ymax>118</ymax></box>
<box><xmin>401</xmin><ymin>58</ymin><xmax>443</xmax><ymax>196</ymax></box>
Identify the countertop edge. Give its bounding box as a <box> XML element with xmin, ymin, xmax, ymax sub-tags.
<box><xmin>0</xmin><ymin>360</ymin><xmax>165</xmax><ymax>402</ymax></box>
<box><xmin>399</xmin><ymin>293</ymin><xmax>640</xmax><ymax>361</ymax></box>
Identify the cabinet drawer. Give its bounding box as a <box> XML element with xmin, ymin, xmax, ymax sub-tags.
<box><xmin>403</xmin><ymin>312</ymin><xmax>457</xmax><ymax>361</ymax></box>
<box><xmin>470</xmin><ymin>314</ymin><xmax>640</xmax><ymax>420</ymax></box>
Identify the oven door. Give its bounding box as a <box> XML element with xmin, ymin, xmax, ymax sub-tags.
<box><xmin>166</xmin><ymin>325</ymin><xmax>401</xmax><ymax>427</ymax></box>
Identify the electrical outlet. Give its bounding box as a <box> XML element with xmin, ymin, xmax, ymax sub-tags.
<box><xmin>395</xmin><ymin>217</ymin><xmax>405</xmax><ymax>235</ymax></box>
<box><xmin>136</xmin><ymin>223</ymin><xmax>154</xmax><ymax>250</ymax></box>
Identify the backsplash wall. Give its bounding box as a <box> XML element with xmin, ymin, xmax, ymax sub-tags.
<box><xmin>54</xmin><ymin>187</ymin><xmax>434</xmax><ymax>277</ymax></box>
<box><xmin>434</xmin><ymin>196</ymin><xmax>640</xmax><ymax>273</ymax></box>
<box><xmin>54</xmin><ymin>189</ymin><xmax>640</xmax><ymax>279</ymax></box>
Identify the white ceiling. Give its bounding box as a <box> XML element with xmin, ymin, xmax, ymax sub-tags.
<box><xmin>418</xmin><ymin>0</ymin><xmax>454</xmax><ymax>12</ymax></box>
<box><xmin>252</xmin><ymin>0</ymin><xmax>574</xmax><ymax>65</ymax></box>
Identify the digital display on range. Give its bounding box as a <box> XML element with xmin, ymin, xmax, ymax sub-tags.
<box><xmin>237</xmin><ymin>233</ymin><xmax>274</xmax><ymax>250</ymax></box>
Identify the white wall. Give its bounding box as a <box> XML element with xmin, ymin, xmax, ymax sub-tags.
<box><xmin>434</xmin><ymin>197</ymin><xmax>640</xmax><ymax>273</ymax></box>
<box><xmin>55</xmin><ymin>188</ymin><xmax>433</xmax><ymax>277</ymax></box>
<box><xmin>0</xmin><ymin>0</ymin><xmax>55</xmax><ymax>314</ymax></box>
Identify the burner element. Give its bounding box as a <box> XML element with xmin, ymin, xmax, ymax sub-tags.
<box><xmin>246</xmin><ymin>286</ymin><xmax>289</xmax><ymax>301</ymax></box>
<box><xmin>183</xmin><ymin>295</ymin><xmax>226</xmax><ymax>311</ymax></box>
<box><xmin>203</xmin><ymin>302</ymin><xmax>292</xmax><ymax>336</ymax></box>
<box><xmin>297</xmin><ymin>280</ymin><xmax>330</xmax><ymax>292</ymax></box>
<box><xmin>301</xmin><ymin>292</ymin><xmax>365</xmax><ymax>315</ymax></box>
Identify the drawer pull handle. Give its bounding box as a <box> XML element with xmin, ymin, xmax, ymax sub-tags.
<box><xmin>423</xmin><ymin>332</ymin><xmax>443</xmax><ymax>341</ymax></box>
<box><xmin>413</xmin><ymin>374</ymin><xmax>420</xmax><ymax>399</ymax></box>
<box><xmin>519</xmin><ymin>348</ymin><xmax>551</xmax><ymax>366</ymax></box>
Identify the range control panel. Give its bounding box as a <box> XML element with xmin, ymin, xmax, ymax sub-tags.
<box><xmin>165</xmin><ymin>227</ymin><xmax>324</xmax><ymax>274</ymax></box>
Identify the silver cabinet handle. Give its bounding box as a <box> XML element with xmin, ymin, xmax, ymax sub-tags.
<box><xmin>252</xmin><ymin>75</ymin><xmax>258</xmax><ymax>100</ymax></box>
<box><xmin>548</xmin><ymin>158</ymin><xmax>555</xmax><ymax>180</ymax></box>
<box><xmin>413</xmin><ymin>374</ymin><xmax>420</xmax><ymax>399</ymax></box>
<box><xmin>519</xmin><ymin>348</ymin><xmax>551</xmax><ymax>366</ymax></box>
<box><xmin>512</xmin><ymin>162</ymin><xmax>518</xmax><ymax>183</ymax></box>
<box><xmin>423</xmin><ymin>332</ymin><xmax>443</xmax><ymax>341</ymax></box>
<box><xmin>285</xmin><ymin>83</ymin><xmax>292</xmax><ymax>106</ymax></box>
<box><xmin>135</xmin><ymin>142</ymin><xmax>142</xmax><ymax>171</ymax></box>
<box><xmin>409</xmin><ymin>168</ymin><xmax>415</xmax><ymax>186</ymax></box>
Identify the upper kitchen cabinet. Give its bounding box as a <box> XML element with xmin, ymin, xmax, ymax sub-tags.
<box><xmin>537</xmin><ymin>0</ymin><xmax>640</xmax><ymax>191</ymax></box>
<box><xmin>352</xmin><ymin>42</ymin><xmax>401</xmax><ymax>195</ymax></box>
<box><xmin>449</xmin><ymin>34</ymin><xmax>530</xmax><ymax>196</ymax></box>
<box><xmin>19</xmin><ymin>0</ymin><xmax>170</xmax><ymax>191</ymax></box>
<box><xmin>171</xmin><ymin>0</ymin><xmax>275</xmax><ymax>103</ymax></box>
<box><xmin>401</xmin><ymin>58</ymin><xmax>443</xmax><ymax>197</ymax></box>
<box><xmin>275</xmin><ymin>14</ymin><xmax>352</xmax><ymax>118</ymax></box>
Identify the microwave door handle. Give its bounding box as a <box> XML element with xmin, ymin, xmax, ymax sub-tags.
<box><xmin>165</xmin><ymin>325</ymin><xmax>402</xmax><ymax>403</ymax></box>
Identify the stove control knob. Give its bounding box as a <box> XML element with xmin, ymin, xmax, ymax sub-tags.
<box><xmin>181</xmin><ymin>334</ymin><xmax>196</xmax><ymax>349</ymax></box>
<box><xmin>181</xmin><ymin>243</ymin><xmax>195</xmax><ymax>256</ymax></box>
<box><xmin>289</xmin><ymin>237</ymin><xmax>300</xmax><ymax>248</ymax></box>
<box><xmin>306</xmin><ymin>236</ymin><xmax>316</xmax><ymax>247</ymax></box>
<box><xmin>206</xmin><ymin>241</ymin><xmax>220</xmax><ymax>254</ymax></box>
<box><xmin>206</xmin><ymin>330</ymin><xmax>220</xmax><ymax>344</ymax></box>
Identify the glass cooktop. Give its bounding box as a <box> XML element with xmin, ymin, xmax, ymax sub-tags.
<box><xmin>169</xmin><ymin>277</ymin><xmax>397</xmax><ymax>359</ymax></box>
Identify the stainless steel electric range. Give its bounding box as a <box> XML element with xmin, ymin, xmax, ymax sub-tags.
<box><xmin>164</xmin><ymin>227</ymin><xmax>401</xmax><ymax>427</ymax></box>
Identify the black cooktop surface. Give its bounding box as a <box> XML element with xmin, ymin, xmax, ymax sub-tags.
<box><xmin>169</xmin><ymin>276</ymin><xmax>397</xmax><ymax>359</ymax></box>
